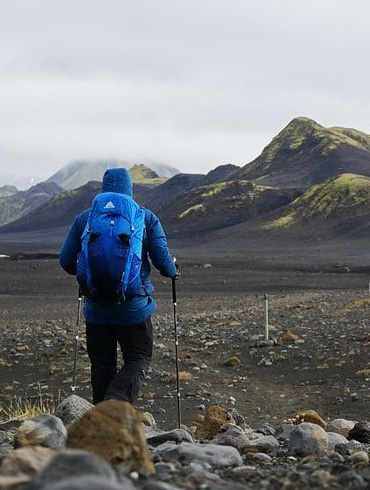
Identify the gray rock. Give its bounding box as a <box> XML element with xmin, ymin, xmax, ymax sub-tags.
<box><xmin>14</xmin><ymin>414</ymin><xmax>67</xmax><ymax>449</ymax></box>
<box><xmin>0</xmin><ymin>475</ymin><xmax>30</xmax><ymax>488</ymax></box>
<box><xmin>54</xmin><ymin>395</ymin><xmax>93</xmax><ymax>425</ymax></box>
<box><xmin>350</xmin><ymin>451</ymin><xmax>369</xmax><ymax>465</ymax></box>
<box><xmin>47</xmin><ymin>476</ymin><xmax>133</xmax><ymax>490</ymax></box>
<box><xmin>337</xmin><ymin>469</ymin><xmax>366</xmax><ymax>488</ymax></box>
<box><xmin>212</xmin><ymin>427</ymin><xmax>251</xmax><ymax>453</ymax></box>
<box><xmin>326</xmin><ymin>418</ymin><xmax>357</xmax><ymax>435</ymax></box>
<box><xmin>154</xmin><ymin>462</ymin><xmax>177</xmax><ymax>475</ymax></box>
<box><xmin>274</xmin><ymin>424</ymin><xmax>296</xmax><ymax>443</ymax></box>
<box><xmin>24</xmin><ymin>449</ymin><xmax>118</xmax><ymax>490</ymax></box>
<box><xmin>335</xmin><ymin>440</ymin><xmax>363</xmax><ymax>456</ymax></box>
<box><xmin>147</xmin><ymin>429</ymin><xmax>194</xmax><ymax>446</ymax></box>
<box><xmin>288</xmin><ymin>422</ymin><xmax>328</xmax><ymax>456</ymax></box>
<box><xmin>0</xmin><ymin>446</ymin><xmax>56</xmax><ymax>477</ymax></box>
<box><xmin>154</xmin><ymin>442</ymin><xmax>242</xmax><ymax>468</ymax></box>
<box><xmin>181</xmin><ymin>460</ymin><xmax>220</xmax><ymax>481</ymax></box>
<box><xmin>254</xmin><ymin>452</ymin><xmax>273</xmax><ymax>462</ymax></box>
<box><xmin>244</xmin><ymin>434</ymin><xmax>280</xmax><ymax>454</ymax></box>
<box><xmin>327</xmin><ymin>431</ymin><xmax>348</xmax><ymax>451</ymax></box>
<box><xmin>0</xmin><ymin>443</ymin><xmax>14</xmax><ymax>456</ymax></box>
<box><xmin>142</xmin><ymin>482</ymin><xmax>183</xmax><ymax>490</ymax></box>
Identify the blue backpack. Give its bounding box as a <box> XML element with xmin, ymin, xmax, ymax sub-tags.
<box><xmin>76</xmin><ymin>192</ymin><xmax>145</xmax><ymax>304</ymax></box>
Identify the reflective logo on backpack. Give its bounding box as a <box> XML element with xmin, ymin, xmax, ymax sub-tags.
<box><xmin>103</xmin><ymin>201</ymin><xmax>116</xmax><ymax>209</ymax></box>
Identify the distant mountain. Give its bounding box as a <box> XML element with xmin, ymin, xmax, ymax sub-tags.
<box><xmin>0</xmin><ymin>180</ymin><xmax>155</xmax><ymax>233</ymax></box>
<box><xmin>4</xmin><ymin>118</ymin><xmax>370</xmax><ymax>243</ymax></box>
<box><xmin>0</xmin><ymin>185</ymin><xmax>18</xmax><ymax>198</ymax></box>
<box><xmin>142</xmin><ymin>173</ymin><xmax>205</xmax><ymax>208</ymax></box>
<box><xmin>0</xmin><ymin>174</ymin><xmax>46</xmax><ymax>190</ymax></box>
<box><xmin>46</xmin><ymin>159</ymin><xmax>180</xmax><ymax>190</ymax></box>
<box><xmin>0</xmin><ymin>182</ymin><xmax>63</xmax><ymax>227</ymax></box>
<box><xmin>232</xmin><ymin>117</ymin><xmax>370</xmax><ymax>190</ymax></box>
<box><xmin>262</xmin><ymin>173</ymin><xmax>370</xmax><ymax>236</ymax></box>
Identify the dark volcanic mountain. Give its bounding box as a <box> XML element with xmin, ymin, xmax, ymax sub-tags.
<box><xmin>0</xmin><ymin>179</ymin><xmax>158</xmax><ymax>233</ymax></box>
<box><xmin>158</xmin><ymin>179</ymin><xmax>297</xmax><ymax>235</ymax></box>
<box><xmin>47</xmin><ymin>159</ymin><xmax>179</xmax><ymax>190</ymax></box>
<box><xmin>4</xmin><ymin>117</ymin><xmax>370</xmax><ymax>242</ymax></box>
<box><xmin>0</xmin><ymin>182</ymin><xmax>63</xmax><ymax>227</ymax></box>
<box><xmin>142</xmin><ymin>164</ymin><xmax>240</xmax><ymax>208</ymax></box>
<box><xmin>232</xmin><ymin>117</ymin><xmax>370</xmax><ymax>190</ymax></box>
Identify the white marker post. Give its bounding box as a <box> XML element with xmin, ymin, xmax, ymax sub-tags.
<box><xmin>264</xmin><ymin>294</ymin><xmax>269</xmax><ymax>341</ymax></box>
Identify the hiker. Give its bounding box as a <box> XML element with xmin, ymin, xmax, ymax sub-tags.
<box><xmin>59</xmin><ymin>168</ymin><xmax>178</xmax><ymax>404</ymax></box>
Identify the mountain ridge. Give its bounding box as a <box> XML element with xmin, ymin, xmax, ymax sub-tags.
<box><xmin>2</xmin><ymin>117</ymin><xmax>370</xmax><ymax>243</ymax></box>
<box><xmin>46</xmin><ymin>159</ymin><xmax>180</xmax><ymax>190</ymax></box>
<box><xmin>232</xmin><ymin>117</ymin><xmax>370</xmax><ymax>189</ymax></box>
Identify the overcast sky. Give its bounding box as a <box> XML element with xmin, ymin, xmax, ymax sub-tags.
<box><xmin>1</xmin><ymin>0</ymin><xmax>369</xmax><ymax>184</ymax></box>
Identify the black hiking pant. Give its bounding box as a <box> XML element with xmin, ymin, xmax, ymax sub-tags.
<box><xmin>86</xmin><ymin>317</ymin><xmax>153</xmax><ymax>404</ymax></box>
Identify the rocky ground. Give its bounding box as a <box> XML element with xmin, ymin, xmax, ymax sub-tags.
<box><xmin>1</xmin><ymin>239</ymin><xmax>370</xmax><ymax>431</ymax></box>
<box><xmin>1</xmin><ymin>237</ymin><xmax>370</xmax><ymax>487</ymax></box>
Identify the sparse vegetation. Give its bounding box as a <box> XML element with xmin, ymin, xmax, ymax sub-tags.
<box><xmin>264</xmin><ymin>173</ymin><xmax>370</xmax><ymax>229</ymax></box>
<box><xmin>0</xmin><ymin>389</ymin><xmax>59</xmax><ymax>423</ymax></box>
<box><xmin>178</xmin><ymin>204</ymin><xmax>205</xmax><ymax>219</ymax></box>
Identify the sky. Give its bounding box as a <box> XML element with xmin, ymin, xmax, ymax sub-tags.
<box><xmin>0</xmin><ymin>0</ymin><xmax>369</xmax><ymax>186</ymax></box>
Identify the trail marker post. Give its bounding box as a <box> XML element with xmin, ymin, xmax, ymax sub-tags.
<box><xmin>264</xmin><ymin>293</ymin><xmax>269</xmax><ymax>341</ymax></box>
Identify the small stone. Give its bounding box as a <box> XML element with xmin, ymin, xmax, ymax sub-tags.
<box><xmin>350</xmin><ymin>450</ymin><xmax>369</xmax><ymax>465</ymax></box>
<box><xmin>224</xmin><ymin>357</ymin><xmax>241</xmax><ymax>367</ymax></box>
<box><xmin>167</xmin><ymin>371</ymin><xmax>193</xmax><ymax>383</ymax></box>
<box><xmin>292</xmin><ymin>409</ymin><xmax>326</xmax><ymax>428</ymax></box>
<box><xmin>281</xmin><ymin>331</ymin><xmax>299</xmax><ymax>343</ymax></box>
<box><xmin>195</xmin><ymin>405</ymin><xmax>235</xmax><ymax>441</ymax></box>
<box><xmin>327</xmin><ymin>432</ymin><xmax>348</xmax><ymax>451</ymax></box>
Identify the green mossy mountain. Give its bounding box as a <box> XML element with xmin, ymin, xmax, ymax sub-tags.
<box><xmin>3</xmin><ymin>117</ymin><xmax>370</xmax><ymax>240</ymax></box>
<box><xmin>233</xmin><ymin>117</ymin><xmax>370</xmax><ymax>190</ymax></box>
<box><xmin>128</xmin><ymin>164</ymin><xmax>166</xmax><ymax>185</ymax></box>
<box><xmin>160</xmin><ymin>180</ymin><xmax>296</xmax><ymax>234</ymax></box>
<box><xmin>263</xmin><ymin>173</ymin><xmax>370</xmax><ymax>235</ymax></box>
<box><xmin>129</xmin><ymin>164</ymin><xmax>158</xmax><ymax>180</ymax></box>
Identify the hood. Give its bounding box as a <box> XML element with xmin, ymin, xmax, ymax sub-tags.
<box><xmin>101</xmin><ymin>168</ymin><xmax>133</xmax><ymax>197</ymax></box>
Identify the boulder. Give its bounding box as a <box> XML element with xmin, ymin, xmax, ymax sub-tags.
<box><xmin>14</xmin><ymin>414</ymin><xmax>67</xmax><ymax>449</ymax></box>
<box><xmin>24</xmin><ymin>449</ymin><xmax>118</xmax><ymax>490</ymax></box>
<box><xmin>67</xmin><ymin>400</ymin><xmax>154</xmax><ymax>473</ymax></box>
<box><xmin>288</xmin><ymin>422</ymin><xmax>328</xmax><ymax>456</ymax></box>
<box><xmin>195</xmin><ymin>405</ymin><xmax>235</xmax><ymax>441</ymax></box>
<box><xmin>54</xmin><ymin>395</ymin><xmax>93</xmax><ymax>425</ymax></box>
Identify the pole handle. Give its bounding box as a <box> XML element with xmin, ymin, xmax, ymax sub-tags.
<box><xmin>172</xmin><ymin>277</ymin><xmax>177</xmax><ymax>304</ymax></box>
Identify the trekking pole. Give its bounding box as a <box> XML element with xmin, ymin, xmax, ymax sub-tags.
<box><xmin>264</xmin><ymin>293</ymin><xmax>269</xmax><ymax>341</ymax></box>
<box><xmin>71</xmin><ymin>289</ymin><xmax>82</xmax><ymax>392</ymax></box>
<box><xmin>172</xmin><ymin>267</ymin><xmax>182</xmax><ymax>428</ymax></box>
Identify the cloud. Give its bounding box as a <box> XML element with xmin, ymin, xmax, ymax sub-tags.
<box><xmin>0</xmin><ymin>0</ymin><xmax>369</xmax><ymax>179</ymax></box>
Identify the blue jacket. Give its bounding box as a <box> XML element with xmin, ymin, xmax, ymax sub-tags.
<box><xmin>59</xmin><ymin>168</ymin><xmax>177</xmax><ymax>326</ymax></box>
